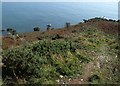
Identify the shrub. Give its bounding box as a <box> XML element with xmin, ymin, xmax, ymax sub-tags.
<box><xmin>72</xmin><ymin>30</ymin><xmax>77</xmax><ymax>33</ymax></box>
<box><xmin>36</xmin><ymin>37</ymin><xmax>42</xmax><ymax>40</ymax></box>
<box><xmin>2</xmin><ymin>40</ymin><xmax>83</xmax><ymax>84</ymax></box>
<box><xmin>88</xmin><ymin>74</ymin><xmax>101</xmax><ymax>84</ymax></box>
<box><xmin>33</xmin><ymin>27</ymin><xmax>40</xmax><ymax>31</ymax></box>
<box><xmin>52</xmin><ymin>34</ymin><xmax>64</xmax><ymax>40</ymax></box>
<box><xmin>6</xmin><ymin>28</ymin><xmax>13</xmax><ymax>32</ymax></box>
<box><xmin>6</xmin><ymin>28</ymin><xmax>16</xmax><ymax>35</ymax></box>
<box><xmin>76</xmin><ymin>54</ymin><xmax>91</xmax><ymax>63</ymax></box>
<box><xmin>117</xmin><ymin>20</ymin><xmax>120</xmax><ymax>22</ymax></box>
<box><xmin>83</xmin><ymin>19</ymin><xmax>88</xmax><ymax>23</ymax></box>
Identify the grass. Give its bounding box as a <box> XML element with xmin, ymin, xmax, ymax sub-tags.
<box><xmin>1</xmin><ymin>18</ymin><xmax>119</xmax><ymax>85</ymax></box>
<box><xmin>2</xmin><ymin>40</ymin><xmax>92</xmax><ymax>84</ymax></box>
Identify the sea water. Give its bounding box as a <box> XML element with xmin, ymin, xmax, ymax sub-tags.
<box><xmin>2</xmin><ymin>2</ymin><xmax>118</xmax><ymax>32</ymax></box>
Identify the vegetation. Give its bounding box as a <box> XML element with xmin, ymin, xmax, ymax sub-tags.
<box><xmin>83</xmin><ymin>19</ymin><xmax>88</xmax><ymax>23</ymax></box>
<box><xmin>6</xmin><ymin>28</ymin><xmax>17</xmax><ymax>35</ymax></box>
<box><xmin>1</xmin><ymin>17</ymin><xmax>119</xmax><ymax>85</ymax></box>
<box><xmin>52</xmin><ymin>34</ymin><xmax>64</xmax><ymax>40</ymax></box>
<box><xmin>89</xmin><ymin>75</ymin><xmax>101</xmax><ymax>84</ymax></box>
<box><xmin>2</xmin><ymin>40</ymin><xmax>92</xmax><ymax>85</ymax></box>
<box><xmin>33</xmin><ymin>27</ymin><xmax>40</xmax><ymax>31</ymax></box>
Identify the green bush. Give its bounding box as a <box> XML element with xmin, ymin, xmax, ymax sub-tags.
<box><xmin>76</xmin><ymin>54</ymin><xmax>91</xmax><ymax>63</ymax></box>
<box><xmin>2</xmin><ymin>40</ymin><xmax>83</xmax><ymax>84</ymax></box>
<box><xmin>52</xmin><ymin>34</ymin><xmax>64</xmax><ymax>40</ymax></box>
<box><xmin>88</xmin><ymin>75</ymin><xmax>101</xmax><ymax>84</ymax></box>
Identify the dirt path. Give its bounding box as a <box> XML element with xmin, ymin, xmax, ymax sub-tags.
<box><xmin>81</xmin><ymin>61</ymin><xmax>96</xmax><ymax>83</ymax></box>
<box><xmin>80</xmin><ymin>44</ymin><xmax>108</xmax><ymax>84</ymax></box>
<box><xmin>67</xmin><ymin>43</ymin><xmax>109</xmax><ymax>84</ymax></box>
<box><xmin>68</xmin><ymin>58</ymin><xmax>97</xmax><ymax>84</ymax></box>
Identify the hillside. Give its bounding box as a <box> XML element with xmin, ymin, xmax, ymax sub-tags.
<box><xmin>1</xmin><ymin>17</ymin><xmax>119</xmax><ymax>85</ymax></box>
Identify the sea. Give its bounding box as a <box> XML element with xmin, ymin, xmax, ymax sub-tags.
<box><xmin>2</xmin><ymin>2</ymin><xmax>118</xmax><ymax>33</ymax></box>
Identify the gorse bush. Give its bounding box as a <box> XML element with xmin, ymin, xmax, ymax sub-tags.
<box><xmin>2</xmin><ymin>40</ymin><xmax>89</xmax><ymax>85</ymax></box>
<box><xmin>52</xmin><ymin>34</ymin><xmax>64</xmax><ymax>40</ymax></box>
<box><xmin>88</xmin><ymin>74</ymin><xmax>101</xmax><ymax>84</ymax></box>
<box><xmin>33</xmin><ymin>27</ymin><xmax>40</xmax><ymax>31</ymax></box>
<box><xmin>75</xmin><ymin>54</ymin><xmax>92</xmax><ymax>63</ymax></box>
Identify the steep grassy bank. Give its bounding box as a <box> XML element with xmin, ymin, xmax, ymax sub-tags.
<box><xmin>1</xmin><ymin>18</ymin><xmax>119</xmax><ymax>85</ymax></box>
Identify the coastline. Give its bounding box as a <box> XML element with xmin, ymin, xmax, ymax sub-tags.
<box><xmin>2</xmin><ymin>17</ymin><xmax>118</xmax><ymax>49</ymax></box>
<box><xmin>1</xmin><ymin>17</ymin><xmax>119</xmax><ymax>84</ymax></box>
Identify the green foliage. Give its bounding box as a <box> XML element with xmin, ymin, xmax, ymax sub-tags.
<box><xmin>75</xmin><ymin>54</ymin><xmax>91</xmax><ymax>63</ymax></box>
<box><xmin>2</xmin><ymin>17</ymin><xmax>119</xmax><ymax>85</ymax></box>
<box><xmin>2</xmin><ymin>40</ymin><xmax>83</xmax><ymax>84</ymax></box>
<box><xmin>52</xmin><ymin>34</ymin><xmax>64</xmax><ymax>40</ymax></box>
<box><xmin>89</xmin><ymin>74</ymin><xmax>101</xmax><ymax>84</ymax></box>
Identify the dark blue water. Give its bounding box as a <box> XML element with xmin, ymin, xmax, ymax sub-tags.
<box><xmin>2</xmin><ymin>2</ymin><xmax>118</xmax><ymax>32</ymax></box>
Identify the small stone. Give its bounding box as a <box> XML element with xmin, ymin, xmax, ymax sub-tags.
<box><xmin>80</xmin><ymin>79</ymin><xmax>84</xmax><ymax>81</ymax></box>
<box><xmin>60</xmin><ymin>75</ymin><xmax>63</xmax><ymax>78</ymax></box>
<box><xmin>68</xmin><ymin>78</ymin><xmax>71</xmax><ymax>81</ymax></box>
